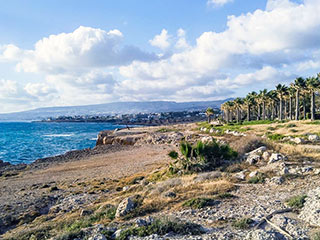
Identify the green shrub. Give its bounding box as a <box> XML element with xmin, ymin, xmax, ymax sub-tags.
<box><xmin>248</xmin><ymin>173</ymin><xmax>265</xmax><ymax>184</ymax></box>
<box><xmin>267</xmin><ymin>127</ymin><xmax>276</xmax><ymax>131</ymax></box>
<box><xmin>182</xmin><ymin>198</ymin><xmax>216</xmax><ymax>209</ymax></box>
<box><xmin>168</xmin><ymin>150</ymin><xmax>178</xmax><ymax>159</ymax></box>
<box><xmin>290</xmin><ymin>129</ymin><xmax>298</xmax><ymax>133</ymax></box>
<box><xmin>216</xmin><ymin>192</ymin><xmax>236</xmax><ymax>199</ymax></box>
<box><xmin>286</xmin><ymin>123</ymin><xmax>297</xmax><ymax>128</ymax></box>
<box><xmin>267</xmin><ymin>133</ymin><xmax>285</xmax><ymax>141</ymax></box>
<box><xmin>232</xmin><ymin>218</ymin><xmax>253</xmax><ymax>229</ymax></box>
<box><xmin>117</xmin><ymin>217</ymin><xmax>204</xmax><ymax>240</ymax></box>
<box><xmin>157</xmin><ymin>128</ymin><xmax>175</xmax><ymax>133</ymax></box>
<box><xmin>169</xmin><ymin>140</ymin><xmax>237</xmax><ymax>174</ymax></box>
<box><xmin>285</xmin><ymin>195</ymin><xmax>307</xmax><ymax>209</ymax></box>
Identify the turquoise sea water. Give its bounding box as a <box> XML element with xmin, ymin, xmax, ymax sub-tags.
<box><xmin>0</xmin><ymin>122</ymin><xmax>123</xmax><ymax>164</ymax></box>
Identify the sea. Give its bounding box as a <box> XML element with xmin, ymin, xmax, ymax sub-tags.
<box><xmin>0</xmin><ymin>122</ymin><xmax>124</xmax><ymax>165</ymax></box>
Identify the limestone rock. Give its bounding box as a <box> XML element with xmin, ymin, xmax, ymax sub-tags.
<box><xmin>293</xmin><ymin>137</ymin><xmax>305</xmax><ymax>144</ymax></box>
<box><xmin>115</xmin><ymin>197</ymin><xmax>136</xmax><ymax>218</ymax></box>
<box><xmin>268</xmin><ymin>153</ymin><xmax>286</xmax><ymax>164</ymax></box>
<box><xmin>234</xmin><ymin>171</ymin><xmax>246</xmax><ymax>181</ymax></box>
<box><xmin>299</xmin><ymin>187</ymin><xmax>320</xmax><ymax>226</ymax></box>
<box><xmin>249</xmin><ymin>171</ymin><xmax>259</xmax><ymax>178</ymax></box>
<box><xmin>246</xmin><ymin>154</ymin><xmax>260</xmax><ymax>165</ymax></box>
<box><xmin>308</xmin><ymin>134</ymin><xmax>320</xmax><ymax>142</ymax></box>
<box><xmin>262</xmin><ymin>151</ymin><xmax>271</xmax><ymax>161</ymax></box>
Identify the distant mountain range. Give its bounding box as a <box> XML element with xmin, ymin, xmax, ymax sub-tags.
<box><xmin>0</xmin><ymin>99</ymin><xmax>232</xmax><ymax>121</ymax></box>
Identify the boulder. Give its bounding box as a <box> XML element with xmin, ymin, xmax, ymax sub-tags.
<box><xmin>308</xmin><ymin>134</ymin><xmax>320</xmax><ymax>142</ymax></box>
<box><xmin>115</xmin><ymin>197</ymin><xmax>136</xmax><ymax>218</ymax></box>
<box><xmin>246</xmin><ymin>154</ymin><xmax>260</xmax><ymax>165</ymax></box>
<box><xmin>293</xmin><ymin>137</ymin><xmax>305</xmax><ymax>144</ymax></box>
<box><xmin>249</xmin><ymin>146</ymin><xmax>267</xmax><ymax>155</ymax></box>
<box><xmin>278</xmin><ymin>167</ymin><xmax>289</xmax><ymax>176</ymax></box>
<box><xmin>268</xmin><ymin>153</ymin><xmax>286</xmax><ymax>164</ymax></box>
<box><xmin>234</xmin><ymin>171</ymin><xmax>246</xmax><ymax>181</ymax></box>
<box><xmin>262</xmin><ymin>152</ymin><xmax>270</xmax><ymax>161</ymax></box>
<box><xmin>299</xmin><ymin>187</ymin><xmax>320</xmax><ymax>226</ymax></box>
<box><xmin>249</xmin><ymin>171</ymin><xmax>259</xmax><ymax>178</ymax></box>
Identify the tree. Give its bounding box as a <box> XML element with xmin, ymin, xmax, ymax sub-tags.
<box><xmin>267</xmin><ymin>90</ymin><xmax>278</xmax><ymax>120</ymax></box>
<box><xmin>234</xmin><ymin>98</ymin><xmax>244</xmax><ymax>123</ymax></box>
<box><xmin>293</xmin><ymin>77</ymin><xmax>306</xmax><ymax>120</ymax></box>
<box><xmin>306</xmin><ymin>76</ymin><xmax>320</xmax><ymax>121</ymax></box>
<box><xmin>244</xmin><ymin>92</ymin><xmax>257</xmax><ymax>121</ymax></box>
<box><xmin>288</xmin><ymin>87</ymin><xmax>295</xmax><ymax>120</ymax></box>
<box><xmin>276</xmin><ymin>84</ymin><xmax>288</xmax><ymax>120</ymax></box>
<box><xmin>259</xmin><ymin>89</ymin><xmax>268</xmax><ymax>120</ymax></box>
<box><xmin>205</xmin><ymin>107</ymin><xmax>214</xmax><ymax>123</ymax></box>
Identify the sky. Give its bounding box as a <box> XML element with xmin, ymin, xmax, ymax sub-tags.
<box><xmin>0</xmin><ymin>0</ymin><xmax>320</xmax><ymax>113</ymax></box>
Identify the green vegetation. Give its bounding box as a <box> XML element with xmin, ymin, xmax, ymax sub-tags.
<box><xmin>216</xmin><ymin>192</ymin><xmax>236</xmax><ymax>199</ymax></box>
<box><xmin>156</xmin><ymin>128</ymin><xmax>176</xmax><ymax>133</ymax></box>
<box><xmin>168</xmin><ymin>140</ymin><xmax>237</xmax><ymax>174</ymax></box>
<box><xmin>182</xmin><ymin>198</ymin><xmax>216</xmax><ymax>209</ymax></box>
<box><xmin>168</xmin><ymin>150</ymin><xmax>178</xmax><ymax>159</ymax></box>
<box><xmin>267</xmin><ymin>133</ymin><xmax>285</xmax><ymax>141</ymax></box>
<box><xmin>312</xmin><ymin>232</ymin><xmax>320</xmax><ymax>240</ymax></box>
<box><xmin>248</xmin><ymin>173</ymin><xmax>265</xmax><ymax>184</ymax></box>
<box><xmin>232</xmin><ymin>218</ymin><xmax>253</xmax><ymax>229</ymax></box>
<box><xmin>285</xmin><ymin>195</ymin><xmax>307</xmax><ymax>209</ymax></box>
<box><xmin>117</xmin><ymin>218</ymin><xmax>204</xmax><ymax>240</ymax></box>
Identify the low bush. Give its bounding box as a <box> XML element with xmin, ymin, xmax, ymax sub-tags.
<box><xmin>232</xmin><ymin>218</ymin><xmax>253</xmax><ymax>229</ymax></box>
<box><xmin>168</xmin><ymin>140</ymin><xmax>237</xmax><ymax>174</ymax></box>
<box><xmin>117</xmin><ymin>217</ymin><xmax>205</xmax><ymax>240</ymax></box>
<box><xmin>248</xmin><ymin>173</ymin><xmax>265</xmax><ymax>184</ymax></box>
<box><xmin>182</xmin><ymin>198</ymin><xmax>216</xmax><ymax>209</ymax></box>
<box><xmin>267</xmin><ymin>133</ymin><xmax>285</xmax><ymax>141</ymax></box>
<box><xmin>285</xmin><ymin>195</ymin><xmax>307</xmax><ymax>209</ymax></box>
<box><xmin>216</xmin><ymin>192</ymin><xmax>236</xmax><ymax>199</ymax></box>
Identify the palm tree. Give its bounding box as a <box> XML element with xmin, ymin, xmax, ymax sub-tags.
<box><xmin>306</xmin><ymin>76</ymin><xmax>320</xmax><ymax>121</ymax></box>
<box><xmin>288</xmin><ymin>87</ymin><xmax>295</xmax><ymax>120</ymax></box>
<box><xmin>221</xmin><ymin>101</ymin><xmax>234</xmax><ymax>123</ymax></box>
<box><xmin>293</xmin><ymin>77</ymin><xmax>306</xmax><ymax>120</ymax></box>
<box><xmin>205</xmin><ymin>107</ymin><xmax>214</xmax><ymax>123</ymax></box>
<box><xmin>234</xmin><ymin>98</ymin><xmax>244</xmax><ymax>123</ymax></box>
<box><xmin>276</xmin><ymin>84</ymin><xmax>288</xmax><ymax>120</ymax></box>
<box><xmin>259</xmin><ymin>89</ymin><xmax>268</xmax><ymax>120</ymax></box>
<box><xmin>244</xmin><ymin>92</ymin><xmax>256</xmax><ymax>121</ymax></box>
<box><xmin>267</xmin><ymin>90</ymin><xmax>278</xmax><ymax>120</ymax></box>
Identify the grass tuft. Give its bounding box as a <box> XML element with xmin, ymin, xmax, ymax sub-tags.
<box><xmin>285</xmin><ymin>195</ymin><xmax>307</xmax><ymax>209</ymax></box>
<box><xmin>182</xmin><ymin>198</ymin><xmax>216</xmax><ymax>209</ymax></box>
<box><xmin>232</xmin><ymin>218</ymin><xmax>253</xmax><ymax>229</ymax></box>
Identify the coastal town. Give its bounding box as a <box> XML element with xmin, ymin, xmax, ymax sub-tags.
<box><xmin>41</xmin><ymin>109</ymin><xmax>220</xmax><ymax>126</ymax></box>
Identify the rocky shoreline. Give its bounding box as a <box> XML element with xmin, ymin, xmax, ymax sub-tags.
<box><xmin>2</xmin><ymin>121</ymin><xmax>320</xmax><ymax>239</ymax></box>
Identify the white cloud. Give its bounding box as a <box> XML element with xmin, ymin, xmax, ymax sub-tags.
<box><xmin>149</xmin><ymin>29</ymin><xmax>171</xmax><ymax>50</ymax></box>
<box><xmin>1</xmin><ymin>26</ymin><xmax>156</xmax><ymax>74</ymax></box>
<box><xmin>207</xmin><ymin>0</ymin><xmax>233</xmax><ymax>7</ymax></box>
<box><xmin>0</xmin><ymin>79</ymin><xmax>18</xmax><ymax>97</ymax></box>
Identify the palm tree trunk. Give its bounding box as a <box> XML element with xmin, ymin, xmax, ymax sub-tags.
<box><xmin>295</xmin><ymin>90</ymin><xmax>300</xmax><ymax>120</ymax></box>
<box><xmin>247</xmin><ymin>105</ymin><xmax>250</xmax><ymax>121</ymax></box>
<box><xmin>311</xmin><ymin>91</ymin><xmax>315</xmax><ymax>121</ymax></box>
<box><xmin>284</xmin><ymin>100</ymin><xmax>287</xmax><ymax>119</ymax></box>
<box><xmin>262</xmin><ymin>102</ymin><xmax>266</xmax><ymax>120</ymax></box>
<box><xmin>271</xmin><ymin>103</ymin><xmax>275</xmax><ymax>120</ymax></box>
<box><xmin>303</xmin><ymin>96</ymin><xmax>306</xmax><ymax>120</ymax></box>
<box><xmin>279</xmin><ymin>98</ymin><xmax>283</xmax><ymax>120</ymax></box>
<box><xmin>257</xmin><ymin>104</ymin><xmax>261</xmax><ymax>120</ymax></box>
<box><xmin>289</xmin><ymin>96</ymin><xmax>293</xmax><ymax>120</ymax></box>
<box><xmin>237</xmin><ymin>109</ymin><xmax>240</xmax><ymax>123</ymax></box>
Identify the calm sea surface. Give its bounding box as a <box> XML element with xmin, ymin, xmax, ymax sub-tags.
<box><xmin>0</xmin><ymin>122</ymin><xmax>123</xmax><ymax>164</ymax></box>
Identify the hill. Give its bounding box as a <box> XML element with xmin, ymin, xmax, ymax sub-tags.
<box><xmin>0</xmin><ymin>99</ymin><xmax>231</xmax><ymax>121</ymax></box>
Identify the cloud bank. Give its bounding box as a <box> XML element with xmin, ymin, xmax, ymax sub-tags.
<box><xmin>1</xmin><ymin>0</ymin><xmax>320</xmax><ymax>112</ymax></box>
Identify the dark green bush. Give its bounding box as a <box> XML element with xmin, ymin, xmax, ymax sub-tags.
<box><xmin>232</xmin><ymin>218</ymin><xmax>253</xmax><ymax>229</ymax></box>
<box><xmin>168</xmin><ymin>150</ymin><xmax>178</xmax><ymax>159</ymax></box>
<box><xmin>267</xmin><ymin>133</ymin><xmax>285</xmax><ymax>141</ymax></box>
<box><xmin>169</xmin><ymin>140</ymin><xmax>237</xmax><ymax>174</ymax></box>
<box><xmin>117</xmin><ymin>217</ymin><xmax>204</xmax><ymax>240</ymax></box>
<box><xmin>285</xmin><ymin>195</ymin><xmax>307</xmax><ymax>209</ymax></box>
<box><xmin>182</xmin><ymin>198</ymin><xmax>216</xmax><ymax>209</ymax></box>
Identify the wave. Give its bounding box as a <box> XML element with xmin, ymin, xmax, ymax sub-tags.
<box><xmin>44</xmin><ymin>134</ymin><xmax>74</xmax><ymax>137</ymax></box>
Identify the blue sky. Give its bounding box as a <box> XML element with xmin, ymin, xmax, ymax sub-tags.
<box><xmin>0</xmin><ymin>0</ymin><xmax>319</xmax><ymax>113</ymax></box>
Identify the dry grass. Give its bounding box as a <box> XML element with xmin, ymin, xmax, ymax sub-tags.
<box><xmin>229</xmin><ymin>135</ymin><xmax>264</xmax><ymax>156</ymax></box>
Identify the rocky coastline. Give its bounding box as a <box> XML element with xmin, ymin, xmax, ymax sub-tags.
<box><xmin>2</xmin><ymin>121</ymin><xmax>320</xmax><ymax>239</ymax></box>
